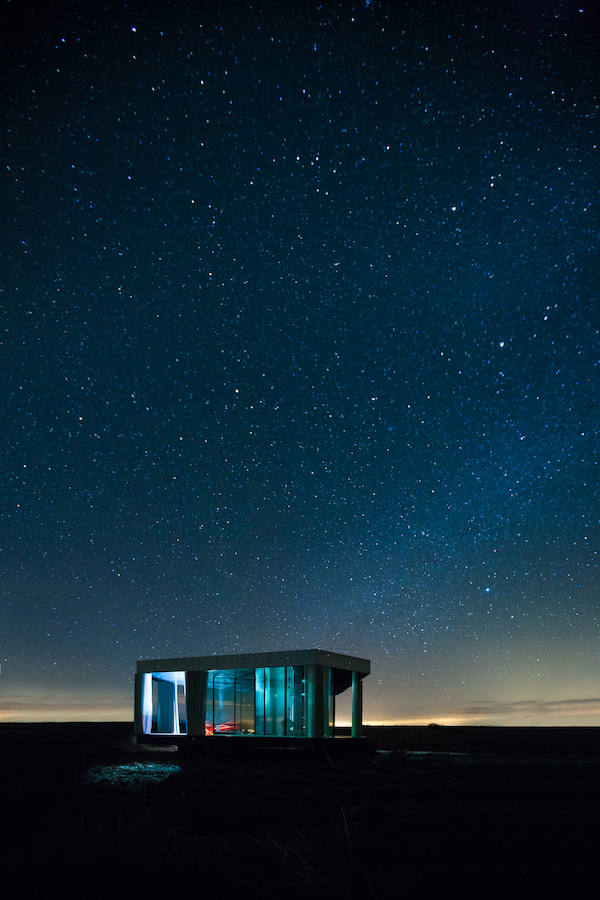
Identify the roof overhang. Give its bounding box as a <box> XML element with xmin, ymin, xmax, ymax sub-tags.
<box><xmin>137</xmin><ymin>648</ymin><xmax>370</xmax><ymax>680</ymax></box>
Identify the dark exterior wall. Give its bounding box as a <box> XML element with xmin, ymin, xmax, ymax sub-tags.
<box><xmin>185</xmin><ymin>670</ymin><xmax>207</xmax><ymax>735</ymax></box>
<box><xmin>133</xmin><ymin>673</ymin><xmax>143</xmax><ymax>734</ymax></box>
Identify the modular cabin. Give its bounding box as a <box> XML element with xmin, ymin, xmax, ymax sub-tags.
<box><xmin>134</xmin><ymin>648</ymin><xmax>370</xmax><ymax>743</ymax></box>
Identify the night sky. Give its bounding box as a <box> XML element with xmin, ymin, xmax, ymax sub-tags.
<box><xmin>2</xmin><ymin>0</ymin><xmax>598</xmax><ymax>725</ymax></box>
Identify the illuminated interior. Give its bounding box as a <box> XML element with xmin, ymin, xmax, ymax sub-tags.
<box><xmin>136</xmin><ymin>650</ymin><xmax>368</xmax><ymax>739</ymax></box>
<box><xmin>205</xmin><ymin>668</ymin><xmax>255</xmax><ymax>734</ymax></box>
<box><xmin>142</xmin><ymin>671</ymin><xmax>187</xmax><ymax>734</ymax></box>
<box><xmin>141</xmin><ymin>665</ymin><xmax>335</xmax><ymax>736</ymax></box>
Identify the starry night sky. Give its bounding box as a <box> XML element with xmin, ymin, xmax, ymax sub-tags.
<box><xmin>2</xmin><ymin>0</ymin><xmax>598</xmax><ymax>725</ymax></box>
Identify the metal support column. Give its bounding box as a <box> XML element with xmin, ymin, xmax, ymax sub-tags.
<box><xmin>351</xmin><ymin>672</ymin><xmax>363</xmax><ymax>738</ymax></box>
<box><xmin>323</xmin><ymin>667</ymin><xmax>332</xmax><ymax>737</ymax></box>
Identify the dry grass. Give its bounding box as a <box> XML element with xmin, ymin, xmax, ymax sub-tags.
<box><xmin>1</xmin><ymin>723</ymin><xmax>599</xmax><ymax>897</ymax></box>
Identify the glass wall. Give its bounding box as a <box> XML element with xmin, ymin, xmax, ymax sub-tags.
<box><xmin>255</xmin><ymin>665</ymin><xmax>307</xmax><ymax>736</ymax></box>
<box><xmin>205</xmin><ymin>668</ymin><xmax>255</xmax><ymax>735</ymax></box>
<box><xmin>287</xmin><ymin>665</ymin><xmax>307</xmax><ymax>736</ymax></box>
<box><xmin>141</xmin><ymin>671</ymin><xmax>187</xmax><ymax>734</ymax></box>
<box><xmin>139</xmin><ymin>664</ymin><xmax>337</xmax><ymax>737</ymax></box>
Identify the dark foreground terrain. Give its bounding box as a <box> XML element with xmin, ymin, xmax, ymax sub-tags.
<box><xmin>2</xmin><ymin>723</ymin><xmax>599</xmax><ymax>898</ymax></box>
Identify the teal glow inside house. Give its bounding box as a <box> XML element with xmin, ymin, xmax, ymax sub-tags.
<box><xmin>134</xmin><ymin>649</ymin><xmax>370</xmax><ymax>741</ymax></box>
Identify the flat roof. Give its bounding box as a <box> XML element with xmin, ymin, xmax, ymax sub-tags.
<box><xmin>137</xmin><ymin>648</ymin><xmax>370</xmax><ymax>676</ymax></box>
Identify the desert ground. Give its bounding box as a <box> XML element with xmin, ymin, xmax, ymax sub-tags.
<box><xmin>2</xmin><ymin>722</ymin><xmax>599</xmax><ymax>897</ymax></box>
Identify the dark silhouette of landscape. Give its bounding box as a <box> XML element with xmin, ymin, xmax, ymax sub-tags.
<box><xmin>3</xmin><ymin>722</ymin><xmax>598</xmax><ymax>897</ymax></box>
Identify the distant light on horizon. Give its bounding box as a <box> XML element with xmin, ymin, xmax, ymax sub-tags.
<box><xmin>2</xmin><ymin>684</ymin><xmax>599</xmax><ymax>727</ymax></box>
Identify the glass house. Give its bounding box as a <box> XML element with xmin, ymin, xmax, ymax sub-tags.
<box><xmin>134</xmin><ymin>649</ymin><xmax>370</xmax><ymax>741</ymax></box>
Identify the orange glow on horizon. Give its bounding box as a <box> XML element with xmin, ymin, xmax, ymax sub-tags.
<box><xmin>2</xmin><ymin>685</ymin><xmax>599</xmax><ymax>727</ymax></box>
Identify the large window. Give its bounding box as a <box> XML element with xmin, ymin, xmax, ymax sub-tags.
<box><xmin>140</xmin><ymin>664</ymin><xmax>335</xmax><ymax>737</ymax></box>
<box><xmin>255</xmin><ymin>665</ymin><xmax>307</xmax><ymax>736</ymax></box>
<box><xmin>203</xmin><ymin>665</ymin><xmax>309</xmax><ymax>737</ymax></box>
<box><xmin>141</xmin><ymin>671</ymin><xmax>187</xmax><ymax>734</ymax></box>
<box><xmin>205</xmin><ymin>668</ymin><xmax>255</xmax><ymax>735</ymax></box>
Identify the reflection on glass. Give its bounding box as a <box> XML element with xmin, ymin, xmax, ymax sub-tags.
<box><xmin>287</xmin><ymin>665</ymin><xmax>307</xmax><ymax>736</ymax></box>
<box><xmin>255</xmin><ymin>666</ymin><xmax>307</xmax><ymax>736</ymax></box>
<box><xmin>205</xmin><ymin>668</ymin><xmax>255</xmax><ymax>735</ymax></box>
<box><xmin>141</xmin><ymin>664</ymin><xmax>334</xmax><ymax>738</ymax></box>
